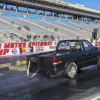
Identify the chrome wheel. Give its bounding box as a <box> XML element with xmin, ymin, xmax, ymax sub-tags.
<box><xmin>64</xmin><ymin>62</ymin><xmax>77</xmax><ymax>78</ymax></box>
<box><xmin>68</xmin><ymin>66</ymin><xmax>76</xmax><ymax>77</ymax></box>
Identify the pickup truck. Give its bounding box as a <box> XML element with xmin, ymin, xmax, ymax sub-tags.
<box><xmin>26</xmin><ymin>39</ymin><xmax>100</xmax><ymax>78</ymax></box>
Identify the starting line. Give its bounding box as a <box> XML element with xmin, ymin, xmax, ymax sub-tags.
<box><xmin>82</xmin><ymin>92</ymin><xmax>100</xmax><ymax>100</ymax></box>
<box><xmin>90</xmin><ymin>95</ymin><xmax>100</xmax><ymax>100</ymax></box>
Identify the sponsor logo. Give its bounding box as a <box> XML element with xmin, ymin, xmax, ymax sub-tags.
<box><xmin>20</xmin><ymin>47</ymin><xmax>33</xmax><ymax>53</ymax></box>
<box><xmin>50</xmin><ymin>46</ymin><xmax>56</xmax><ymax>49</ymax></box>
<box><xmin>12</xmin><ymin>48</ymin><xmax>17</xmax><ymax>54</ymax></box>
<box><xmin>16</xmin><ymin>60</ymin><xmax>27</xmax><ymax>66</ymax></box>
<box><xmin>36</xmin><ymin>46</ymin><xmax>43</xmax><ymax>52</ymax></box>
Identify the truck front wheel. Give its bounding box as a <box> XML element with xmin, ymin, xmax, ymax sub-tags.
<box><xmin>97</xmin><ymin>57</ymin><xmax>100</xmax><ymax>69</ymax></box>
<box><xmin>64</xmin><ymin>62</ymin><xmax>77</xmax><ymax>78</ymax></box>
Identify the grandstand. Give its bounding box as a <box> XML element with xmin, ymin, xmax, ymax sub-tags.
<box><xmin>0</xmin><ymin>0</ymin><xmax>99</xmax><ymax>42</ymax></box>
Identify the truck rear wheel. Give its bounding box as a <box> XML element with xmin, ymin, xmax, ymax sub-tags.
<box><xmin>97</xmin><ymin>57</ymin><xmax>100</xmax><ymax>69</ymax></box>
<box><xmin>64</xmin><ymin>62</ymin><xmax>77</xmax><ymax>78</ymax></box>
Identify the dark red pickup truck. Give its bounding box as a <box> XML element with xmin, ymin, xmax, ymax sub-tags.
<box><xmin>27</xmin><ymin>39</ymin><xmax>100</xmax><ymax>78</ymax></box>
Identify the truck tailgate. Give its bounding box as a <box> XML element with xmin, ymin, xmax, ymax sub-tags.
<box><xmin>29</xmin><ymin>56</ymin><xmax>54</xmax><ymax>73</ymax></box>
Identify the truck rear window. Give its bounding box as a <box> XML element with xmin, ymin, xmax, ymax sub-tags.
<box><xmin>57</xmin><ymin>41</ymin><xmax>81</xmax><ymax>51</ymax></box>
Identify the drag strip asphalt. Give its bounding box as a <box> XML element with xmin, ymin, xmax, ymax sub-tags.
<box><xmin>0</xmin><ymin>65</ymin><xmax>100</xmax><ymax>100</ymax></box>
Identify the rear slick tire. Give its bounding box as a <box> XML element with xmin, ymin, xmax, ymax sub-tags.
<box><xmin>64</xmin><ymin>62</ymin><xmax>77</xmax><ymax>78</ymax></box>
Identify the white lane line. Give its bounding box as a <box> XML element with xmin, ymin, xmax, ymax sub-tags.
<box><xmin>0</xmin><ymin>74</ymin><xmax>3</xmax><ymax>76</ymax></box>
<box><xmin>19</xmin><ymin>69</ymin><xmax>27</xmax><ymax>71</ymax></box>
<box><xmin>90</xmin><ymin>95</ymin><xmax>100</xmax><ymax>100</ymax></box>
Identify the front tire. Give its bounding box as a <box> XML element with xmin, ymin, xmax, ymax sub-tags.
<box><xmin>64</xmin><ymin>62</ymin><xmax>77</xmax><ymax>78</ymax></box>
<box><xmin>97</xmin><ymin>57</ymin><xmax>100</xmax><ymax>69</ymax></box>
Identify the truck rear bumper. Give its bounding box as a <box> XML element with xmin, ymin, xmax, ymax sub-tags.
<box><xmin>40</xmin><ymin>68</ymin><xmax>57</xmax><ymax>75</ymax></box>
<box><xmin>39</xmin><ymin>67</ymin><xmax>65</xmax><ymax>75</ymax></box>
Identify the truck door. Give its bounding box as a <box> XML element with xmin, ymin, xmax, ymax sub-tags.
<box><xmin>82</xmin><ymin>40</ymin><xmax>98</xmax><ymax>66</ymax></box>
<box><xmin>56</xmin><ymin>40</ymin><xmax>84</xmax><ymax>69</ymax></box>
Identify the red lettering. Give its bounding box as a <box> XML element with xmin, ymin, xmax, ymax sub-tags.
<box><xmin>28</xmin><ymin>42</ymin><xmax>32</xmax><ymax>47</ymax></box>
<box><xmin>96</xmin><ymin>42</ymin><xmax>100</xmax><ymax>46</ymax></box>
<box><xmin>31</xmin><ymin>42</ymin><xmax>35</xmax><ymax>47</ymax></box>
<box><xmin>15</xmin><ymin>43</ymin><xmax>19</xmax><ymax>48</ymax></box>
<box><xmin>47</xmin><ymin>42</ymin><xmax>48</xmax><ymax>45</ymax></box>
<box><xmin>28</xmin><ymin>42</ymin><xmax>53</xmax><ymax>47</ymax></box>
<box><xmin>41</xmin><ymin>42</ymin><xmax>44</xmax><ymax>46</ymax></box>
<box><xmin>36</xmin><ymin>42</ymin><xmax>39</xmax><ymax>46</ymax></box>
<box><xmin>35</xmin><ymin>42</ymin><xmax>38</xmax><ymax>46</ymax></box>
<box><xmin>4</xmin><ymin>42</ymin><xmax>27</xmax><ymax>48</ymax></box>
<box><xmin>3</xmin><ymin>49</ymin><xmax>9</xmax><ymax>55</ymax></box>
<box><xmin>23</xmin><ymin>42</ymin><xmax>26</xmax><ymax>47</ymax></box>
<box><xmin>18</xmin><ymin>43</ymin><xmax>23</xmax><ymax>48</ymax></box>
<box><xmin>39</xmin><ymin>42</ymin><xmax>42</xmax><ymax>46</ymax></box>
<box><xmin>38</xmin><ymin>42</ymin><xmax>41</xmax><ymax>46</ymax></box>
<box><xmin>44</xmin><ymin>42</ymin><xmax>47</xmax><ymax>46</ymax></box>
<box><xmin>47</xmin><ymin>42</ymin><xmax>49</xmax><ymax>46</ymax></box>
<box><xmin>4</xmin><ymin>43</ymin><xmax>10</xmax><ymax>48</ymax></box>
<box><xmin>49</xmin><ymin>42</ymin><xmax>52</xmax><ymax>46</ymax></box>
<box><xmin>3</xmin><ymin>41</ymin><xmax>52</xmax><ymax>49</ymax></box>
<box><xmin>10</xmin><ymin>43</ymin><xmax>14</xmax><ymax>48</ymax></box>
<box><xmin>0</xmin><ymin>49</ymin><xmax>3</xmax><ymax>55</ymax></box>
<box><xmin>0</xmin><ymin>44</ymin><xmax>1</xmax><ymax>49</ymax></box>
<box><xmin>18</xmin><ymin>42</ymin><xmax>26</xmax><ymax>48</ymax></box>
<box><xmin>38</xmin><ymin>42</ymin><xmax>40</xmax><ymax>46</ymax></box>
<box><xmin>0</xmin><ymin>49</ymin><xmax>9</xmax><ymax>55</ymax></box>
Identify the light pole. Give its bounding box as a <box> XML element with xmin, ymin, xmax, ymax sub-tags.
<box><xmin>98</xmin><ymin>2</ymin><xmax>100</xmax><ymax>9</ymax></box>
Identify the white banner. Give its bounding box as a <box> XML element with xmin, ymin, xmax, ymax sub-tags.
<box><xmin>0</xmin><ymin>41</ymin><xmax>58</xmax><ymax>56</ymax></box>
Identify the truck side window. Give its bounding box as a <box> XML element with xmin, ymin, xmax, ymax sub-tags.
<box><xmin>74</xmin><ymin>42</ymin><xmax>81</xmax><ymax>49</ymax></box>
<box><xmin>83</xmin><ymin>41</ymin><xmax>94</xmax><ymax>51</ymax></box>
<box><xmin>70</xmin><ymin>41</ymin><xmax>81</xmax><ymax>52</ymax></box>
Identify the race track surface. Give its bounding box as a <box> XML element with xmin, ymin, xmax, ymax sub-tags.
<box><xmin>0</xmin><ymin>65</ymin><xmax>100</xmax><ymax>100</ymax></box>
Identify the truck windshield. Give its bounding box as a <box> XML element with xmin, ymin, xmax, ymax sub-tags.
<box><xmin>57</xmin><ymin>41</ymin><xmax>81</xmax><ymax>51</ymax></box>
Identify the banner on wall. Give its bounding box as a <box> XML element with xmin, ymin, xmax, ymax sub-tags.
<box><xmin>0</xmin><ymin>41</ymin><xmax>58</xmax><ymax>56</ymax></box>
<box><xmin>95</xmin><ymin>41</ymin><xmax>100</xmax><ymax>47</ymax></box>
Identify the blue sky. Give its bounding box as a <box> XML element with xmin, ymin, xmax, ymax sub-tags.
<box><xmin>64</xmin><ymin>0</ymin><xmax>100</xmax><ymax>10</ymax></box>
<box><xmin>2</xmin><ymin>0</ymin><xmax>100</xmax><ymax>11</ymax></box>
